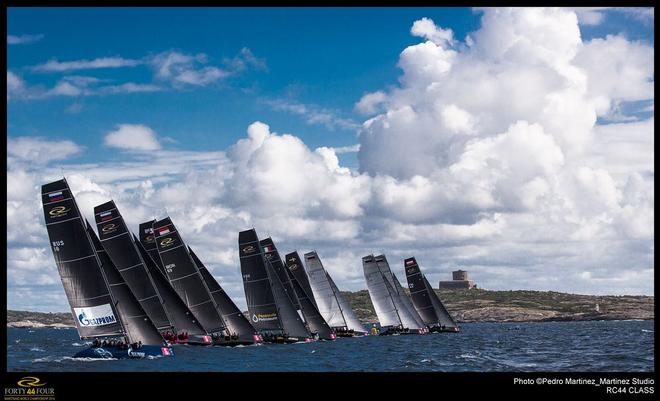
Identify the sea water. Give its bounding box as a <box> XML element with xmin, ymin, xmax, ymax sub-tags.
<box><xmin>7</xmin><ymin>320</ymin><xmax>654</xmax><ymax>372</ymax></box>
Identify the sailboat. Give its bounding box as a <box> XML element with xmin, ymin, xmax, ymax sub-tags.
<box><xmin>374</xmin><ymin>255</ymin><xmax>428</xmax><ymax>333</ymax></box>
<box><xmin>153</xmin><ymin>217</ymin><xmax>257</xmax><ymax>345</ymax></box>
<box><xmin>262</xmin><ymin>239</ymin><xmax>335</xmax><ymax>341</ymax></box>
<box><xmin>188</xmin><ymin>246</ymin><xmax>261</xmax><ymax>345</ymax></box>
<box><xmin>304</xmin><ymin>251</ymin><xmax>367</xmax><ymax>337</ymax></box>
<box><xmin>93</xmin><ymin>201</ymin><xmax>211</xmax><ymax>345</ymax></box>
<box><xmin>404</xmin><ymin>257</ymin><xmax>459</xmax><ymax>332</ymax></box>
<box><xmin>41</xmin><ymin>178</ymin><xmax>173</xmax><ymax>358</ymax></box>
<box><xmin>363</xmin><ymin>254</ymin><xmax>426</xmax><ymax>335</ymax></box>
<box><xmin>284</xmin><ymin>252</ymin><xmax>336</xmax><ymax>340</ymax></box>
<box><xmin>238</xmin><ymin>229</ymin><xmax>313</xmax><ymax>343</ymax></box>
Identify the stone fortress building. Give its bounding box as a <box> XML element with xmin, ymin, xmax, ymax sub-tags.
<box><xmin>438</xmin><ymin>269</ymin><xmax>477</xmax><ymax>290</ymax></box>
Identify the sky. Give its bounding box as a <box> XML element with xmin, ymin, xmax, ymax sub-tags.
<box><xmin>7</xmin><ymin>7</ymin><xmax>654</xmax><ymax>312</ymax></box>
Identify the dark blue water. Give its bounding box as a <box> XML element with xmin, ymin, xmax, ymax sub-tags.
<box><xmin>7</xmin><ymin>320</ymin><xmax>654</xmax><ymax>372</ymax></box>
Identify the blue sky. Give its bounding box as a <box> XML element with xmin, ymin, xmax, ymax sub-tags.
<box><xmin>9</xmin><ymin>7</ymin><xmax>651</xmax><ymax>165</ymax></box>
<box><xmin>7</xmin><ymin>8</ymin><xmax>655</xmax><ymax>312</ymax></box>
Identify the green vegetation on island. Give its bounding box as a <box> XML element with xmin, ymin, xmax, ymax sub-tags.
<box><xmin>7</xmin><ymin>289</ymin><xmax>654</xmax><ymax>328</ymax></box>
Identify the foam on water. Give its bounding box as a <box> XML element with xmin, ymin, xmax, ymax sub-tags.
<box><xmin>7</xmin><ymin>320</ymin><xmax>654</xmax><ymax>372</ymax></box>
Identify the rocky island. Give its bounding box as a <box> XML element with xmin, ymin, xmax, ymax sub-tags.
<box><xmin>7</xmin><ymin>289</ymin><xmax>654</xmax><ymax>328</ymax></box>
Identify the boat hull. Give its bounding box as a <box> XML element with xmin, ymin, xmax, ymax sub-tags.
<box><xmin>73</xmin><ymin>345</ymin><xmax>174</xmax><ymax>359</ymax></box>
<box><xmin>428</xmin><ymin>326</ymin><xmax>460</xmax><ymax>333</ymax></box>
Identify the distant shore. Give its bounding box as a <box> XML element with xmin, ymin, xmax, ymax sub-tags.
<box><xmin>7</xmin><ymin>289</ymin><xmax>654</xmax><ymax>328</ymax></box>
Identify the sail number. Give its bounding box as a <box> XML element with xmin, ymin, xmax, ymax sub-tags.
<box><xmin>165</xmin><ymin>263</ymin><xmax>175</xmax><ymax>273</ymax></box>
<box><xmin>52</xmin><ymin>240</ymin><xmax>64</xmax><ymax>252</ymax></box>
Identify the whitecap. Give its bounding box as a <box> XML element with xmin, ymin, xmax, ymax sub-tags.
<box><xmin>641</xmin><ymin>329</ymin><xmax>653</xmax><ymax>333</ymax></box>
<box><xmin>420</xmin><ymin>358</ymin><xmax>431</xmax><ymax>363</ymax></box>
<box><xmin>30</xmin><ymin>347</ymin><xmax>45</xmax><ymax>352</ymax></box>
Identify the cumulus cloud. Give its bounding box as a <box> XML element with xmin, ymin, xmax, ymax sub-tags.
<box><xmin>7</xmin><ymin>8</ymin><xmax>654</xmax><ymax>312</ymax></box>
<box><xmin>104</xmin><ymin>124</ymin><xmax>162</xmax><ymax>151</ymax></box>
<box><xmin>355</xmin><ymin>91</ymin><xmax>387</xmax><ymax>115</ymax></box>
<box><xmin>8</xmin><ymin>137</ymin><xmax>83</xmax><ymax>165</ymax></box>
<box><xmin>410</xmin><ymin>17</ymin><xmax>454</xmax><ymax>46</ymax></box>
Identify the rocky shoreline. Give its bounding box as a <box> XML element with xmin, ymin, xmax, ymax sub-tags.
<box><xmin>7</xmin><ymin>289</ymin><xmax>654</xmax><ymax>328</ymax></box>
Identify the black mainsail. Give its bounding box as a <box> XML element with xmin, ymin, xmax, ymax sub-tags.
<box><xmin>404</xmin><ymin>257</ymin><xmax>459</xmax><ymax>332</ymax></box>
<box><xmin>94</xmin><ymin>201</ymin><xmax>172</xmax><ymax>332</ymax></box>
<box><xmin>284</xmin><ymin>252</ymin><xmax>335</xmax><ymax>340</ymax></box>
<box><xmin>304</xmin><ymin>251</ymin><xmax>366</xmax><ymax>335</ymax></box>
<box><xmin>238</xmin><ymin>229</ymin><xmax>311</xmax><ymax>341</ymax></box>
<box><xmin>133</xmin><ymin>235</ymin><xmax>209</xmax><ymax>340</ymax></box>
<box><xmin>153</xmin><ymin>217</ymin><xmax>226</xmax><ymax>334</ymax></box>
<box><xmin>188</xmin><ymin>246</ymin><xmax>259</xmax><ymax>343</ymax></box>
<box><xmin>41</xmin><ymin>179</ymin><xmax>125</xmax><ymax>340</ymax></box>
<box><xmin>85</xmin><ymin>221</ymin><xmax>165</xmax><ymax>345</ymax></box>
<box><xmin>284</xmin><ymin>252</ymin><xmax>318</xmax><ymax>309</ymax></box>
<box><xmin>138</xmin><ymin>220</ymin><xmax>166</xmax><ymax>276</ymax></box>
<box><xmin>260</xmin><ymin>238</ymin><xmax>300</xmax><ymax>310</ymax></box>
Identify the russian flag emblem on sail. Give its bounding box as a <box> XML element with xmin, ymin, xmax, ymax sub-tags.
<box><xmin>263</xmin><ymin>245</ymin><xmax>274</xmax><ymax>253</ymax></box>
<box><xmin>405</xmin><ymin>259</ymin><xmax>415</xmax><ymax>266</ymax></box>
<box><xmin>159</xmin><ymin>227</ymin><xmax>170</xmax><ymax>235</ymax></box>
<box><xmin>48</xmin><ymin>191</ymin><xmax>64</xmax><ymax>202</ymax></box>
<box><xmin>100</xmin><ymin>211</ymin><xmax>113</xmax><ymax>221</ymax></box>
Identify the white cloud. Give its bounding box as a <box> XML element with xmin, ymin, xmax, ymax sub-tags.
<box><xmin>410</xmin><ymin>17</ymin><xmax>454</xmax><ymax>47</ymax></box>
<box><xmin>8</xmin><ymin>137</ymin><xmax>83</xmax><ymax>165</ymax></box>
<box><xmin>263</xmin><ymin>98</ymin><xmax>359</xmax><ymax>131</ymax></box>
<box><xmin>355</xmin><ymin>91</ymin><xmax>387</xmax><ymax>115</ymax></box>
<box><xmin>31</xmin><ymin>56</ymin><xmax>142</xmax><ymax>72</ymax></box>
<box><xmin>7</xmin><ymin>71</ymin><xmax>25</xmax><ymax>100</ymax></box>
<box><xmin>7</xmin><ymin>34</ymin><xmax>44</xmax><ymax>45</ymax></box>
<box><xmin>6</xmin><ymin>8</ymin><xmax>654</xmax><ymax>312</ymax></box>
<box><xmin>104</xmin><ymin>124</ymin><xmax>162</xmax><ymax>151</ymax></box>
<box><xmin>150</xmin><ymin>51</ymin><xmax>229</xmax><ymax>87</ymax></box>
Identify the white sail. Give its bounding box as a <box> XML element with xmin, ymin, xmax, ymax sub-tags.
<box><xmin>363</xmin><ymin>255</ymin><xmax>401</xmax><ymax>328</ymax></box>
<box><xmin>375</xmin><ymin>255</ymin><xmax>426</xmax><ymax>329</ymax></box>
<box><xmin>304</xmin><ymin>252</ymin><xmax>347</xmax><ymax>328</ymax></box>
<box><xmin>326</xmin><ymin>274</ymin><xmax>365</xmax><ymax>333</ymax></box>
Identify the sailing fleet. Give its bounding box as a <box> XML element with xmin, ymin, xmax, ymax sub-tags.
<box><xmin>41</xmin><ymin>178</ymin><xmax>459</xmax><ymax>359</ymax></box>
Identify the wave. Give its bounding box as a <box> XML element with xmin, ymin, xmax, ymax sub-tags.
<box><xmin>30</xmin><ymin>347</ymin><xmax>45</xmax><ymax>352</ymax></box>
<box><xmin>641</xmin><ymin>329</ymin><xmax>653</xmax><ymax>333</ymax></box>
